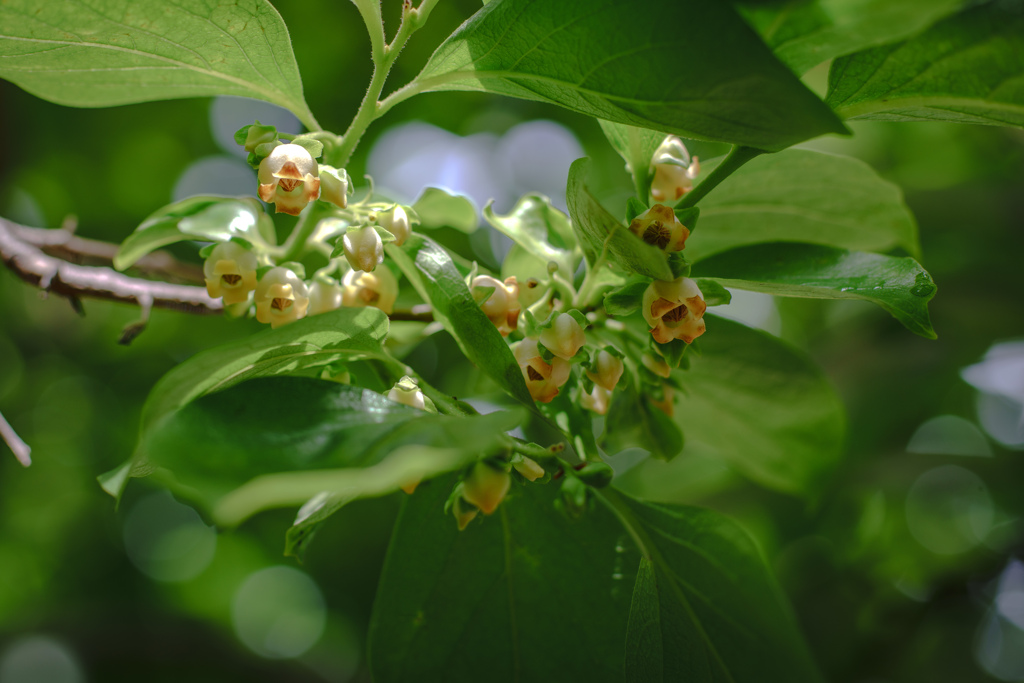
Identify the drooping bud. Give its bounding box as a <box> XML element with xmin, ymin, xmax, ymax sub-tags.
<box><xmin>650</xmin><ymin>135</ymin><xmax>699</xmax><ymax>202</ymax></box>
<box><xmin>308</xmin><ymin>279</ymin><xmax>343</xmax><ymax>316</ymax></box>
<box><xmin>254</xmin><ymin>267</ymin><xmax>310</xmax><ymax>328</ymax></box>
<box><xmin>387</xmin><ymin>376</ymin><xmax>427</xmax><ymax>411</ymax></box>
<box><xmin>650</xmin><ymin>385</ymin><xmax>675</xmax><ymax>418</ymax></box>
<box><xmin>471</xmin><ymin>274</ymin><xmax>521</xmax><ymax>336</ymax></box>
<box><xmin>400</xmin><ymin>480</ymin><xmax>420</xmax><ymax>495</ymax></box>
<box><xmin>586</xmin><ymin>349</ymin><xmax>624</xmax><ymax>391</ymax></box>
<box><xmin>538</xmin><ymin>312</ymin><xmax>586</xmax><ymax>360</ymax></box>
<box><xmin>376</xmin><ymin>205</ymin><xmax>412</xmax><ymax>247</ymax></box>
<box><xmin>512</xmin><ymin>455</ymin><xmax>546</xmax><ymax>482</ymax></box>
<box><xmin>257</xmin><ymin>143</ymin><xmax>321</xmax><ymax>215</ymax></box>
<box><xmin>641</xmin><ymin>353</ymin><xmax>672</xmax><ymax>378</ymax></box>
<box><xmin>512</xmin><ymin>338</ymin><xmax>571</xmax><ymax>403</ymax></box>
<box><xmin>342</xmin><ymin>225</ymin><xmax>384</xmax><ymax>273</ymax></box>
<box><xmin>318</xmin><ymin>165</ymin><xmax>349</xmax><ymax>209</ymax></box>
<box><xmin>462</xmin><ymin>461</ymin><xmax>511</xmax><ymax>515</ymax></box>
<box><xmin>203</xmin><ymin>241</ymin><xmax>258</xmax><ymax>304</ymax></box>
<box><xmin>580</xmin><ymin>385</ymin><xmax>611</xmax><ymax>415</ymax></box>
<box><xmin>341</xmin><ymin>267</ymin><xmax>398</xmax><ymax>315</ymax></box>
<box><xmin>237</xmin><ymin>122</ymin><xmax>278</xmax><ymax>153</ymax></box>
<box><xmin>628</xmin><ymin>204</ymin><xmax>690</xmax><ymax>252</ymax></box>
<box><xmin>642</xmin><ymin>277</ymin><xmax>707</xmax><ymax>344</ymax></box>
<box><xmin>453</xmin><ymin>496</ymin><xmax>479</xmax><ymax>531</ymax></box>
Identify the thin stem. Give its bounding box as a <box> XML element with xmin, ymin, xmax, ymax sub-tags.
<box><xmin>292</xmin><ymin>102</ymin><xmax>323</xmax><ymax>133</ymax></box>
<box><xmin>573</xmin><ymin>231</ymin><xmax>614</xmax><ymax>308</ymax></box>
<box><xmin>676</xmin><ymin>145</ymin><xmax>764</xmax><ymax>210</ymax></box>
<box><xmin>0</xmin><ymin>409</ymin><xmax>31</xmax><ymax>467</ymax></box>
<box><xmin>279</xmin><ymin>201</ymin><xmax>331</xmax><ymax>263</ymax></box>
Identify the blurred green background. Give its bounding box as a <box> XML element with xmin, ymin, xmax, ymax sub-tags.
<box><xmin>1</xmin><ymin>1</ymin><xmax>1023</xmax><ymax>681</ymax></box>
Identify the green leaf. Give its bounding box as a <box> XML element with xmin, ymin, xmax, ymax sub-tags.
<box><xmin>692</xmin><ymin>278</ymin><xmax>731</xmax><ymax>307</ymax></box>
<box><xmin>676</xmin><ymin>315</ymin><xmax>845</xmax><ymax>493</ymax></box>
<box><xmin>601</xmin><ymin>488</ymin><xmax>825</xmax><ymax>683</ymax></box>
<box><xmin>483</xmin><ymin>194</ymin><xmax>579</xmax><ymax>278</ymax></box>
<box><xmin>114</xmin><ymin>196</ymin><xmax>273</xmax><ymax>271</ymax></box>
<box><xmin>368</xmin><ymin>475</ymin><xmax>641</xmax><ymax>683</ymax></box>
<box><xmin>412</xmin><ymin>187</ymin><xmax>479</xmax><ymax>233</ymax></box>
<box><xmin>599</xmin><ymin>121</ymin><xmax>666</xmax><ymax>198</ymax></box>
<box><xmin>414</xmin><ymin>0</ymin><xmax>846</xmax><ymax>151</ymax></box>
<box><xmin>686</xmin><ymin>149</ymin><xmax>920</xmax><ymax>262</ymax></box>
<box><xmin>385</xmin><ymin>235</ymin><xmax>535</xmax><ymax>408</ymax></box>
<box><xmin>739</xmin><ymin>0</ymin><xmax>962</xmax><ymax>75</ymax></box>
<box><xmin>694</xmin><ymin>243</ymin><xmax>937</xmax><ymax>338</ymax></box>
<box><xmin>566</xmin><ymin>158</ymin><xmax>673</xmax><ymax>281</ymax></box>
<box><xmin>603</xmin><ymin>280</ymin><xmax>649</xmax><ymax>317</ymax></box>
<box><xmin>826</xmin><ymin>4</ymin><xmax>1024</xmax><ymax>127</ymax></box>
<box><xmin>603</xmin><ymin>385</ymin><xmax>683</xmax><ymax>462</ymax></box>
<box><xmin>0</xmin><ymin>0</ymin><xmax>319</xmax><ymax>128</ymax></box>
<box><xmin>139</xmin><ymin>307</ymin><xmax>390</xmax><ymax>435</ymax></box>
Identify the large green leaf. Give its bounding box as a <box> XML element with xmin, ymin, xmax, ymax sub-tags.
<box><xmin>598</xmin><ymin>121</ymin><xmax>667</xmax><ymax>199</ymax></box>
<box><xmin>739</xmin><ymin>0</ymin><xmax>962</xmax><ymax>75</ymax></box>
<box><xmin>694</xmin><ymin>243</ymin><xmax>937</xmax><ymax>338</ymax></box>
<box><xmin>826</xmin><ymin>4</ymin><xmax>1024</xmax><ymax>127</ymax></box>
<box><xmin>114</xmin><ymin>196</ymin><xmax>274</xmax><ymax>271</ymax></box>
<box><xmin>687</xmin><ymin>149</ymin><xmax>920</xmax><ymax>261</ymax></box>
<box><xmin>601</xmin><ymin>489</ymin><xmax>824</xmax><ymax>683</ymax></box>
<box><xmin>0</xmin><ymin>0</ymin><xmax>318</xmax><ymax>127</ymax></box>
<box><xmin>566</xmin><ymin>158</ymin><xmax>673</xmax><ymax>281</ymax></box>
<box><xmin>368</xmin><ymin>476</ymin><xmax>641</xmax><ymax>683</ymax></box>
<box><xmin>386</xmin><ymin>235</ymin><xmax>534</xmax><ymax>408</ymax></box>
<box><xmin>676</xmin><ymin>315</ymin><xmax>845</xmax><ymax>493</ymax></box>
<box><xmin>414</xmin><ymin>0</ymin><xmax>846</xmax><ymax>150</ymax></box>
<box><xmin>412</xmin><ymin>187</ymin><xmax>479</xmax><ymax>233</ymax></box>
<box><xmin>483</xmin><ymin>194</ymin><xmax>580</xmax><ymax>279</ymax></box>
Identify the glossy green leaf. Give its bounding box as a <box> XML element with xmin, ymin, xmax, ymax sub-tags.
<box><xmin>114</xmin><ymin>196</ymin><xmax>273</xmax><ymax>271</ymax></box>
<box><xmin>694</xmin><ymin>243</ymin><xmax>937</xmax><ymax>338</ymax></box>
<box><xmin>603</xmin><ymin>385</ymin><xmax>683</xmax><ymax>462</ymax></box>
<box><xmin>0</xmin><ymin>0</ymin><xmax>318</xmax><ymax>128</ymax></box>
<box><xmin>826</xmin><ymin>4</ymin><xmax>1024</xmax><ymax>127</ymax></box>
<box><xmin>599</xmin><ymin>121</ymin><xmax>666</xmax><ymax>198</ymax></box>
<box><xmin>541</xmin><ymin>391</ymin><xmax>600</xmax><ymax>462</ymax></box>
<box><xmin>368</xmin><ymin>475</ymin><xmax>641</xmax><ymax>683</ymax></box>
<box><xmin>386</xmin><ymin>235</ymin><xmax>534</xmax><ymax>408</ymax></box>
<box><xmin>139</xmin><ymin>307</ymin><xmax>390</xmax><ymax>435</ymax></box>
<box><xmin>602</xmin><ymin>489</ymin><xmax>825</xmax><ymax>683</ymax></box>
<box><xmin>739</xmin><ymin>0</ymin><xmax>961</xmax><ymax>75</ymax></box>
<box><xmin>567</xmin><ymin>158</ymin><xmax>673</xmax><ymax>281</ymax></box>
<box><xmin>414</xmin><ymin>0</ymin><xmax>846</xmax><ymax>150</ymax></box>
<box><xmin>483</xmin><ymin>194</ymin><xmax>579</xmax><ymax>278</ymax></box>
<box><xmin>677</xmin><ymin>315</ymin><xmax>845</xmax><ymax>493</ymax></box>
<box><xmin>687</xmin><ymin>150</ymin><xmax>920</xmax><ymax>262</ymax></box>
<box><xmin>412</xmin><ymin>187</ymin><xmax>479</xmax><ymax>233</ymax></box>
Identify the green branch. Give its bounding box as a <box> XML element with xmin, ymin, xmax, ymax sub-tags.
<box><xmin>676</xmin><ymin>145</ymin><xmax>764</xmax><ymax>210</ymax></box>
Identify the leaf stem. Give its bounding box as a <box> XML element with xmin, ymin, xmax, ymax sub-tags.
<box><xmin>676</xmin><ymin>145</ymin><xmax>764</xmax><ymax>210</ymax></box>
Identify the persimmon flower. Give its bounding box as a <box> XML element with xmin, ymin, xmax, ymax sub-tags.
<box><xmin>641</xmin><ymin>353</ymin><xmax>671</xmax><ymax>378</ymax></box>
<box><xmin>629</xmin><ymin>204</ymin><xmax>689</xmax><ymax>252</ymax></box>
<box><xmin>462</xmin><ymin>462</ymin><xmax>511</xmax><ymax>515</ymax></box>
<box><xmin>319</xmin><ymin>165</ymin><xmax>349</xmax><ymax>209</ymax></box>
<box><xmin>512</xmin><ymin>456</ymin><xmax>545</xmax><ymax>482</ymax></box>
<box><xmin>650</xmin><ymin>135</ymin><xmax>699</xmax><ymax>202</ymax></box>
<box><xmin>472</xmin><ymin>274</ymin><xmax>521</xmax><ymax>336</ymax></box>
<box><xmin>642</xmin><ymin>277</ymin><xmax>707</xmax><ymax>344</ymax></box>
<box><xmin>651</xmin><ymin>385</ymin><xmax>675</xmax><ymax>418</ymax></box>
<box><xmin>255</xmin><ymin>267</ymin><xmax>310</xmax><ymax>328</ymax></box>
<box><xmin>341</xmin><ymin>267</ymin><xmax>398</xmax><ymax>315</ymax></box>
<box><xmin>257</xmin><ymin>144</ymin><xmax>321</xmax><ymax>215</ymax></box>
<box><xmin>342</xmin><ymin>226</ymin><xmax>384</xmax><ymax>273</ymax></box>
<box><xmin>387</xmin><ymin>376</ymin><xmax>427</xmax><ymax>411</ymax></box>
<box><xmin>586</xmin><ymin>349</ymin><xmax>624</xmax><ymax>391</ymax></box>
<box><xmin>203</xmin><ymin>241</ymin><xmax>258</xmax><ymax>304</ymax></box>
<box><xmin>580</xmin><ymin>385</ymin><xmax>611</xmax><ymax>415</ymax></box>
<box><xmin>538</xmin><ymin>312</ymin><xmax>586</xmax><ymax>360</ymax></box>
<box><xmin>376</xmin><ymin>205</ymin><xmax>412</xmax><ymax>247</ymax></box>
<box><xmin>512</xmin><ymin>338</ymin><xmax>571</xmax><ymax>403</ymax></box>
<box><xmin>308</xmin><ymin>279</ymin><xmax>343</xmax><ymax>316</ymax></box>
<box><xmin>453</xmin><ymin>495</ymin><xmax>478</xmax><ymax>531</ymax></box>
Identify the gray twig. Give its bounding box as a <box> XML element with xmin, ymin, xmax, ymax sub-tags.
<box><xmin>0</xmin><ymin>409</ymin><xmax>31</xmax><ymax>467</ymax></box>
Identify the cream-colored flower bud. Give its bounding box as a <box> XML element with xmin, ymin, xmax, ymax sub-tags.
<box><xmin>512</xmin><ymin>338</ymin><xmax>571</xmax><ymax>403</ymax></box>
<box><xmin>257</xmin><ymin>143</ymin><xmax>321</xmax><ymax>215</ymax></box>
<box><xmin>387</xmin><ymin>376</ymin><xmax>427</xmax><ymax>411</ymax></box>
<box><xmin>203</xmin><ymin>241</ymin><xmax>258</xmax><ymax>304</ymax></box>
<box><xmin>650</xmin><ymin>385</ymin><xmax>675</xmax><ymax>418</ymax></box>
<box><xmin>586</xmin><ymin>349</ymin><xmax>624</xmax><ymax>391</ymax></box>
<box><xmin>376</xmin><ymin>205</ymin><xmax>412</xmax><ymax>247</ymax></box>
<box><xmin>629</xmin><ymin>204</ymin><xmax>690</xmax><ymax>252</ymax></box>
<box><xmin>642</xmin><ymin>277</ymin><xmax>707</xmax><ymax>344</ymax></box>
<box><xmin>512</xmin><ymin>456</ymin><xmax>545</xmax><ymax>482</ymax></box>
<box><xmin>641</xmin><ymin>353</ymin><xmax>671</xmax><ymax>378</ymax></box>
<box><xmin>462</xmin><ymin>462</ymin><xmax>511</xmax><ymax>515</ymax></box>
<box><xmin>318</xmin><ymin>165</ymin><xmax>349</xmax><ymax>209</ymax></box>
<box><xmin>538</xmin><ymin>312</ymin><xmax>586</xmax><ymax>360</ymax></box>
<box><xmin>471</xmin><ymin>274</ymin><xmax>521</xmax><ymax>337</ymax></box>
<box><xmin>453</xmin><ymin>496</ymin><xmax>479</xmax><ymax>531</ymax></box>
<box><xmin>341</xmin><ymin>267</ymin><xmax>398</xmax><ymax>315</ymax></box>
<box><xmin>342</xmin><ymin>226</ymin><xmax>384</xmax><ymax>273</ymax></box>
<box><xmin>580</xmin><ymin>385</ymin><xmax>611</xmax><ymax>415</ymax></box>
<box><xmin>650</xmin><ymin>135</ymin><xmax>699</xmax><ymax>202</ymax></box>
<box><xmin>308</xmin><ymin>279</ymin><xmax>343</xmax><ymax>316</ymax></box>
<box><xmin>254</xmin><ymin>267</ymin><xmax>310</xmax><ymax>328</ymax></box>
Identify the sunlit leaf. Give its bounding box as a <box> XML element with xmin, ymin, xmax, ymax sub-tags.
<box><xmin>484</xmin><ymin>194</ymin><xmax>579</xmax><ymax>279</ymax></box>
<box><xmin>412</xmin><ymin>187</ymin><xmax>479</xmax><ymax>233</ymax></box>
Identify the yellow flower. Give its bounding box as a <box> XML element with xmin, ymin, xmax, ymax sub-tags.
<box><xmin>203</xmin><ymin>241</ymin><xmax>258</xmax><ymax>304</ymax></box>
<box><xmin>628</xmin><ymin>204</ymin><xmax>689</xmax><ymax>252</ymax></box>
<box><xmin>512</xmin><ymin>338</ymin><xmax>571</xmax><ymax>403</ymax></box>
<box><xmin>254</xmin><ymin>267</ymin><xmax>310</xmax><ymax>328</ymax></box>
<box><xmin>471</xmin><ymin>274</ymin><xmax>521</xmax><ymax>337</ymax></box>
<box><xmin>650</xmin><ymin>135</ymin><xmax>699</xmax><ymax>202</ymax></box>
<box><xmin>538</xmin><ymin>312</ymin><xmax>586</xmax><ymax>360</ymax></box>
<box><xmin>586</xmin><ymin>349</ymin><xmax>624</xmax><ymax>391</ymax></box>
<box><xmin>462</xmin><ymin>462</ymin><xmax>511</xmax><ymax>515</ymax></box>
<box><xmin>580</xmin><ymin>385</ymin><xmax>611</xmax><ymax>415</ymax></box>
<box><xmin>512</xmin><ymin>456</ymin><xmax>545</xmax><ymax>482</ymax></box>
<box><xmin>318</xmin><ymin>165</ymin><xmax>349</xmax><ymax>209</ymax></box>
<box><xmin>341</xmin><ymin>267</ymin><xmax>398</xmax><ymax>315</ymax></box>
<box><xmin>342</xmin><ymin>226</ymin><xmax>384</xmax><ymax>273</ymax></box>
<box><xmin>642</xmin><ymin>277</ymin><xmax>707</xmax><ymax>344</ymax></box>
<box><xmin>257</xmin><ymin>144</ymin><xmax>321</xmax><ymax>215</ymax></box>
